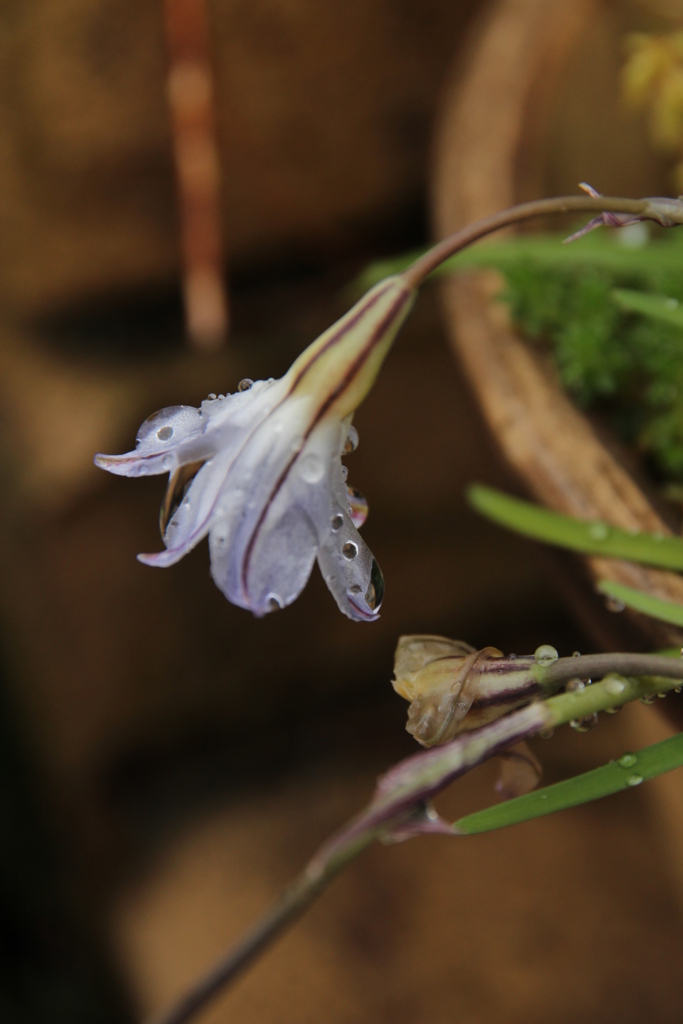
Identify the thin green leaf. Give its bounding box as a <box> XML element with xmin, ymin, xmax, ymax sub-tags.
<box><xmin>612</xmin><ymin>288</ymin><xmax>683</xmax><ymax>330</ymax></box>
<box><xmin>467</xmin><ymin>483</ymin><xmax>683</xmax><ymax>570</ymax></box>
<box><xmin>597</xmin><ymin>579</ymin><xmax>683</xmax><ymax>626</ymax></box>
<box><xmin>455</xmin><ymin>731</ymin><xmax>683</xmax><ymax>835</ymax></box>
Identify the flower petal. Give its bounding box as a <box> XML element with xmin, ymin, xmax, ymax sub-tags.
<box><xmin>95</xmin><ymin>404</ymin><xmax>207</xmax><ymax>477</ymax></box>
<box><xmin>210</xmin><ymin>503</ymin><xmax>318</xmax><ymax>615</ymax></box>
<box><xmin>317</xmin><ymin>508</ymin><xmax>383</xmax><ymax>621</ymax></box>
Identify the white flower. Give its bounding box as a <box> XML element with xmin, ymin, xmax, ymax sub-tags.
<box><xmin>95</xmin><ymin>276</ymin><xmax>415</xmax><ymax>620</ymax></box>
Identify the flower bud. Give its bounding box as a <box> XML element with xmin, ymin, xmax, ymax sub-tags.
<box><xmin>392</xmin><ymin>635</ymin><xmax>541</xmax><ymax>747</ymax></box>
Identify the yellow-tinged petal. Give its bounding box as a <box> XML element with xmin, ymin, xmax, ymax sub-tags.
<box><xmin>283</xmin><ymin>276</ymin><xmax>415</xmax><ymax>421</ymax></box>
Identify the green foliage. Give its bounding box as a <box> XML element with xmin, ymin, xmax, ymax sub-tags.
<box><xmin>454</xmin><ymin>729</ymin><xmax>683</xmax><ymax>835</ymax></box>
<box><xmin>465</xmin><ymin>230</ymin><xmax>683</xmax><ymax>479</ymax></box>
<box><xmin>358</xmin><ymin>227</ymin><xmax>683</xmax><ymax>477</ymax></box>
<box><xmin>597</xmin><ymin>579</ymin><xmax>683</xmax><ymax>625</ymax></box>
<box><xmin>467</xmin><ymin>483</ymin><xmax>683</xmax><ymax>570</ymax></box>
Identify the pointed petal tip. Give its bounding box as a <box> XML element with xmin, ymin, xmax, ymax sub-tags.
<box><xmin>137</xmin><ymin>548</ymin><xmax>188</xmax><ymax>568</ymax></box>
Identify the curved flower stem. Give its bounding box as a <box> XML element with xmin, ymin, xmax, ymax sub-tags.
<box><xmin>147</xmin><ymin>829</ymin><xmax>378</xmax><ymax>1024</ymax></box>
<box><xmin>149</xmin><ymin>649</ymin><xmax>683</xmax><ymax>1024</ymax></box>
<box><xmin>401</xmin><ymin>194</ymin><xmax>683</xmax><ymax>289</ymax></box>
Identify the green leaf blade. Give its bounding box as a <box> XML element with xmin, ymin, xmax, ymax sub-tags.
<box><xmin>612</xmin><ymin>288</ymin><xmax>683</xmax><ymax>331</ymax></box>
<box><xmin>597</xmin><ymin>579</ymin><xmax>683</xmax><ymax>626</ymax></box>
<box><xmin>455</xmin><ymin>732</ymin><xmax>683</xmax><ymax>835</ymax></box>
<box><xmin>467</xmin><ymin>483</ymin><xmax>683</xmax><ymax>571</ymax></box>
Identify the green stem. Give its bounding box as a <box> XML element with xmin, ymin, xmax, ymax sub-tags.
<box><xmin>148</xmin><ymin>828</ymin><xmax>378</xmax><ymax>1024</ymax></box>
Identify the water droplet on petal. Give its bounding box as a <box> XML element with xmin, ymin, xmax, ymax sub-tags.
<box><xmin>299</xmin><ymin>453</ymin><xmax>324</xmax><ymax>483</ymax></box>
<box><xmin>347</xmin><ymin>486</ymin><xmax>368</xmax><ymax>528</ymax></box>
<box><xmin>208</xmin><ymin>393</ymin><xmax>217</xmax><ymax>400</ymax></box>
<box><xmin>344</xmin><ymin>425</ymin><xmax>359</xmax><ymax>453</ymax></box>
<box><xmin>366</xmin><ymin>559</ymin><xmax>384</xmax><ymax>610</ymax></box>
<box><xmin>157</xmin><ymin>425</ymin><xmax>174</xmax><ymax>441</ymax></box>
<box><xmin>342</xmin><ymin>541</ymin><xmax>358</xmax><ymax>560</ymax></box>
<box><xmin>267</xmin><ymin>593</ymin><xmax>284</xmax><ymax>611</ymax></box>
<box><xmin>534</xmin><ymin>644</ymin><xmax>559</xmax><ymax>666</ymax></box>
<box><xmin>341</xmin><ymin>465</ymin><xmax>349</xmax><ymax>482</ymax></box>
<box><xmin>619</xmin><ymin>753</ymin><xmax>637</xmax><ymax>768</ymax></box>
<box><xmin>238</xmin><ymin>379</ymin><xmax>254</xmax><ymax>392</ymax></box>
<box><xmin>331</xmin><ymin>513</ymin><xmax>344</xmax><ymax>532</ymax></box>
<box><xmin>627</xmin><ymin>774</ymin><xmax>643</xmax><ymax>786</ymax></box>
<box><xmin>572</xmin><ymin>650</ymin><xmax>581</xmax><ymax>658</ymax></box>
<box><xmin>588</xmin><ymin>522</ymin><xmax>609</xmax><ymax>541</ymax></box>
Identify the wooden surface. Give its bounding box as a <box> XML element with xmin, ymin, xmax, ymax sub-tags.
<box><xmin>432</xmin><ymin>0</ymin><xmax>683</xmax><ymax>646</ymax></box>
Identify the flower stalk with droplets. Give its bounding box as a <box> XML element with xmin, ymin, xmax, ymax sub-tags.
<box><xmin>95</xmin><ymin>189</ymin><xmax>683</xmax><ymax>619</ymax></box>
<box><xmin>150</xmin><ymin>648</ymin><xmax>683</xmax><ymax>1024</ymax></box>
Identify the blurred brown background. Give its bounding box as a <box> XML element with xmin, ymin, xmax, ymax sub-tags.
<box><xmin>2</xmin><ymin>1</ymin><xmax>683</xmax><ymax>1022</ymax></box>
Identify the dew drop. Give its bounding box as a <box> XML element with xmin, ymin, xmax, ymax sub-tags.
<box><xmin>571</xmin><ymin>714</ymin><xmax>598</xmax><ymax>733</ymax></box>
<box><xmin>534</xmin><ymin>644</ymin><xmax>559</xmax><ymax>666</ymax></box>
<box><xmin>605</xmin><ymin>597</ymin><xmax>625</xmax><ymax>613</ymax></box>
<box><xmin>538</xmin><ymin>726</ymin><xmax>555</xmax><ymax>740</ymax></box>
<box><xmin>238</xmin><ymin>379</ymin><xmax>254</xmax><ymax>392</ymax></box>
<box><xmin>627</xmin><ymin>774</ymin><xmax>643</xmax><ymax>786</ymax></box>
<box><xmin>676</xmin><ymin>686</ymin><xmax>682</xmax><ymax>694</ymax></box>
<box><xmin>605</xmin><ymin>677</ymin><xmax>626</xmax><ymax>695</ymax></box>
<box><xmin>347</xmin><ymin>486</ymin><xmax>368</xmax><ymax>528</ymax></box>
<box><xmin>572</xmin><ymin>651</ymin><xmax>581</xmax><ymax>658</ymax></box>
<box><xmin>566</xmin><ymin>678</ymin><xmax>585</xmax><ymax>692</ymax></box>
<box><xmin>619</xmin><ymin>753</ymin><xmax>637</xmax><ymax>768</ymax></box>
<box><xmin>657</xmin><ymin>690</ymin><xmax>668</xmax><ymax>699</ymax></box>
<box><xmin>588</xmin><ymin>522</ymin><xmax>609</xmax><ymax>541</ymax></box>
<box><xmin>640</xmin><ymin>695</ymin><xmax>655</xmax><ymax>705</ymax></box>
<box><xmin>341</xmin><ymin>466</ymin><xmax>349</xmax><ymax>483</ymax></box>
<box><xmin>366</xmin><ymin>560</ymin><xmax>384</xmax><ymax>611</ymax></box>
<box><xmin>344</xmin><ymin>425</ymin><xmax>359</xmax><ymax>453</ymax></box>
<box><xmin>331</xmin><ymin>513</ymin><xmax>344</xmax><ymax>532</ymax></box>
<box><xmin>157</xmin><ymin>425</ymin><xmax>174</xmax><ymax>441</ymax></box>
<box><xmin>299</xmin><ymin>453</ymin><xmax>324</xmax><ymax>483</ymax></box>
<box><xmin>509</xmin><ymin>653</ymin><xmax>517</xmax><ymax>660</ymax></box>
<box><xmin>208</xmin><ymin>393</ymin><xmax>217</xmax><ymax>400</ymax></box>
<box><xmin>349</xmin><ymin>584</ymin><xmax>362</xmax><ymax>594</ymax></box>
<box><xmin>267</xmin><ymin>593</ymin><xmax>284</xmax><ymax>611</ymax></box>
<box><xmin>342</xmin><ymin>541</ymin><xmax>358</xmax><ymax>560</ymax></box>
